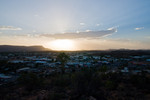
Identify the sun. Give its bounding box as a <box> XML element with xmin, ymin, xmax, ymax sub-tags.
<box><xmin>49</xmin><ymin>39</ymin><xmax>75</xmax><ymax>50</ymax></box>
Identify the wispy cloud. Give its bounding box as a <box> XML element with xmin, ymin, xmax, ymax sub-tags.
<box><xmin>96</xmin><ymin>24</ymin><xmax>100</xmax><ymax>26</ymax></box>
<box><xmin>32</xmin><ymin>30</ymin><xmax>36</xmax><ymax>33</ymax></box>
<box><xmin>134</xmin><ymin>27</ymin><xmax>144</xmax><ymax>30</ymax></box>
<box><xmin>41</xmin><ymin>27</ymin><xmax>117</xmax><ymax>39</ymax></box>
<box><xmin>0</xmin><ymin>26</ymin><xmax>22</xmax><ymax>30</ymax></box>
<box><xmin>80</xmin><ymin>23</ymin><xmax>85</xmax><ymax>26</ymax></box>
<box><xmin>34</xmin><ymin>14</ymin><xmax>39</xmax><ymax>17</ymax></box>
<box><xmin>146</xmin><ymin>36</ymin><xmax>150</xmax><ymax>39</ymax></box>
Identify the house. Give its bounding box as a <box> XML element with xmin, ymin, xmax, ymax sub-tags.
<box><xmin>16</xmin><ymin>67</ymin><xmax>30</xmax><ymax>73</ymax></box>
<box><xmin>121</xmin><ymin>67</ymin><xmax>129</xmax><ymax>73</ymax></box>
<box><xmin>35</xmin><ymin>61</ymin><xmax>47</xmax><ymax>64</ymax></box>
<box><xmin>9</xmin><ymin>60</ymin><xmax>24</xmax><ymax>63</ymax></box>
<box><xmin>131</xmin><ymin>70</ymin><xmax>142</xmax><ymax>75</ymax></box>
<box><xmin>146</xmin><ymin>59</ymin><xmax>150</xmax><ymax>62</ymax></box>
<box><xmin>0</xmin><ymin>74</ymin><xmax>12</xmax><ymax>82</ymax></box>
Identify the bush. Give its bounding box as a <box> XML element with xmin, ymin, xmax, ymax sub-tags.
<box><xmin>71</xmin><ymin>68</ymin><xmax>102</xmax><ymax>96</ymax></box>
<box><xmin>17</xmin><ymin>73</ymin><xmax>44</xmax><ymax>90</ymax></box>
<box><xmin>47</xmin><ymin>92</ymin><xmax>67</xmax><ymax>100</ymax></box>
<box><xmin>105</xmin><ymin>80</ymin><xmax>116</xmax><ymax>90</ymax></box>
<box><xmin>51</xmin><ymin>74</ymin><xmax>71</xmax><ymax>87</ymax></box>
<box><xmin>130</xmin><ymin>75</ymin><xmax>150</xmax><ymax>89</ymax></box>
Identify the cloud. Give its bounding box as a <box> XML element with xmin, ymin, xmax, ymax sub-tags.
<box><xmin>146</xmin><ymin>36</ymin><xmax>150</xmax><ymax>39</ymax></box>
<box><xmin>34</xmin><ymin>14</ymin><xmax>39</xmax><ymax>17</ymax></box>
<box><xmin>0</xmin><ymin>26</ymin><xmax>22</xmax><ymax>30</ymax></box>
<box><xmin>32</xmin><ymin>30</ymin><xmax>36</xmax><ymax>33</ymax></box>
<box><xmin>134</xmin><ymin>27</ymin><xmax>144</xmax><ymax>30</ymax></box>
<box><xmin>41</xmin><ymin>27</ymin><xmax>117</xmax><ymax>39</ymax></box>
<box><xmin>80</xmin><ymin>23</ymin><xmax>85</xmax><ymax>26</ymax></box>
<box><xmin>96</xmin><ymin>24</ymin><xmax>100</xmax><ymax>26</ymax></box>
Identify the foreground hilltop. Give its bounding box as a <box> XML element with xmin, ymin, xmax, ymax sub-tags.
<box><xmin>0</xmin><ymin>45</ymin><xmax>50</xmax><ymax>52</ymax></box>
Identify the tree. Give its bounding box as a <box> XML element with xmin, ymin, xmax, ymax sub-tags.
<box><xmin>17</xmin><ymin>73</ymin><xmax>43</xmax><ymax>90</ymax></box>
<box><xmin>57</xmin><ymin>52</ymin><xmax>70</xmax><ymax>73</ymax></box>
<box><xmin>99</xmin><ymin>65</ymin><xmax>108</xmax><ymax>73</ymax></box>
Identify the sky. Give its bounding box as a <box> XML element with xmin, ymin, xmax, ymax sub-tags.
<box><xmin>0</xmin><ymin>0</ymin><xmax>150</xmax><ymax>50</ymax></box>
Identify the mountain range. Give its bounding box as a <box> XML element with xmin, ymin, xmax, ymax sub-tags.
<box><xmin>0</xmin><ymin>45</ymin><xmax>50</xmax><ymax>52</ymax></box>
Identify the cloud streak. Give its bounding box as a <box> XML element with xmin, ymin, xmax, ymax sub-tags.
<box><xmin>41</xmin><ymin>28</ymin><xmax>117</xmax><ymax>39</ymax></box>
<box><xmin>0</xmin><ymin>26</ymin><xmax>22</xmax><ymax>30</ymax></box>
<box><xmin>80</xmin><ymin>23</ymin><xmax>85</xmax><ymax>26</ymax></box>
<box><xmin>134</xmin><ymin>27</ymin><xmax>144</xmax><ymax>30</ymax></box>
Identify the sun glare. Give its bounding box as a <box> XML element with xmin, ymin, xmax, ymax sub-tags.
<box><xmin>50</xmin><ymin>39</ymin><xmax>75</xmax><ymax>50</ymax></box>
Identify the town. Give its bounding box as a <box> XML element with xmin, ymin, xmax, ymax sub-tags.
<box><xmin>0</xmin><ymin>50</ymin><xmax>150</xmax><ymax>100</ymax></box>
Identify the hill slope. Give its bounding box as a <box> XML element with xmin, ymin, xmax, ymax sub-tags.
<box><xmin>0</xmin><ymin>45</ymin><xmax>50</xmax><ymax>52</ymax></box>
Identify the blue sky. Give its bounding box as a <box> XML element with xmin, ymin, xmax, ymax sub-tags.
<box><xmin>0</xmin><ymin>0</ymin><xmax>150</xmax><ymax>50</ymax></box>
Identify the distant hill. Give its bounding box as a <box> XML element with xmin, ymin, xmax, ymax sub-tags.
<box><xmin>0</xmin><ymin>45</ymin><xmax>50</xmax><ymax>52</ymax></box>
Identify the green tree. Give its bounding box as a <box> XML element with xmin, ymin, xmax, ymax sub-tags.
<box><xmin>99</xmin><ymin>65</ymin><xmax>108</xmax><ymax>72</ymax></box>
<box><xmin>105</xmin><ymin>80</ymin><xmax>116</xmax><ymax>90</ymax></box>
<box><xmin>57</xmin><ymin>52</ymin><xmax>70</xmax><ymax>73</ymax></box>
